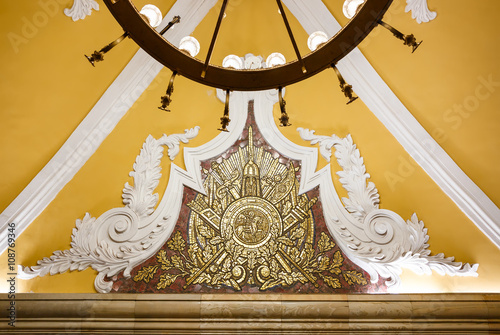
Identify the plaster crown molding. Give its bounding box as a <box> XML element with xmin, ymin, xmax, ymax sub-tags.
<box><xmin>405</xmin><ymin>0</ymin><xmax>437</xmax><ymax>24</ymax></box>
<box><xmin>64</xmin><ymin>0</ymin><xmax>99</xmax><ymax>21</ymax></box>
<box><xmin>6</xmin><ymin>0</ymin><xmax>498</xmax><ymax>294</ymax></box>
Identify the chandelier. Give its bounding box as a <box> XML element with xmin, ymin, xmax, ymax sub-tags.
<box><xmin>85</xmin><ymin>0</ymin><xmax>421</xmax><ymax>131</ymax></box>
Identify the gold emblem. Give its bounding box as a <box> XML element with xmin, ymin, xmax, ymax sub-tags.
<box><xmin>222</xmin><ymin>196</ymin><xmax>280</xmax><ymax>248</ymax></box>
<box><xmin>134</xmin><ymin>126</ymin><xmax>368</xmax><ymax>291</ymax></box>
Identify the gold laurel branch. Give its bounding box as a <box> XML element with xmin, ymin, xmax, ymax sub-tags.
<box><xmin>133</xmin><ymin>264</ymin><xmax>159</xmax><ymax>283</ymax></box>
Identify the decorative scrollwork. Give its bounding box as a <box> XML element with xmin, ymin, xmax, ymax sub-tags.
<box><xmin>18</xmin><ymin>128</ymin><xmax>200</xmax><ymax>293</ymax></box>
<box><xmin>363</xmin><ymin>210</ymin><xmax>398</xmax><ymax>246</ymax></box>
<box><xmin>64</xmin><ymin>0</ymin><xmax>99</xmax><ymax>22</ymax></box>
<box><xmin>101</xmin><ymin>208</ymin><xmax>140</xmax><ymax>243</ymax></box>
<box><xmin>298</xmin><ymin>128</ymin><xmax>478</xmax><ymax>290</ymax></box>
<box><xmin>297</xmin><ymin>130</ymin><xmax>380</xmax><ymax>219</ymax></box>
<box><xmin>122</xmin><ymin>128</ymin><xmax>200</xmax><ymax>218</ymax></box>
<box><xmin>405</xmin><ymin>0</ymin><xmax>437</xmax><ymax>24</ymax></box>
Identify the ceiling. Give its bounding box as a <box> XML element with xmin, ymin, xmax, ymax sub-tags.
<box><xmin>0</xmin><ymin>0</ymin><xmax>499</xmax><ymax>293</ymax></box>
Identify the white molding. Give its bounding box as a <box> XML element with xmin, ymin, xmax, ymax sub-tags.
<box><xmin>0</xmin><ymin>0</ymin><xmax>218</xmax><ymax>255</ymax></box>
<box><xmin>64</xmin><ymin>0</ymin><xmax>99</xmax><ymax>21</ymax></box>
<box><xmin>405</xmin><ymin>0</ymin><xmax>437</xmax><ymax>24</ymax></box>
<box><xmin>282</xmin><ymin>0</ymin><xmax>500</xmax><ymax>249</ymax></box>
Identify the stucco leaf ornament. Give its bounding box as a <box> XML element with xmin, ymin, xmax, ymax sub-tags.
<box><xmin>64</xmin><ymin>0</ymin><xmax>99</xmax><ymax>22</ymax></box>
<box><xmin>298</xmin><ymin>128</ymin><xmax>478</xmax><ymax>290</ymax></box>
<box><xmin>405</xmin><ymin>0</ymin><xmax>437</xmax><ymax>24</ymax></box>
<box><xmin>122</xmin><ymin>127</ymin><xmax>200</xmax><ymax>218</ymax></box>
<box><xmin>296</xmin><ymin>130</ymin><xmax>379</xmax><ymax>219</ymax></box>
<box><xmin>18</xmin><ymin>127</ymin><xmax>200</xmax><ymax>293</ymax></box>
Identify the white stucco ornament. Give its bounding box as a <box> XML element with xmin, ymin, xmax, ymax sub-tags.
<box><xmin>244</xmin><ymin>54</ymin><xmax>264</xmax><ymax>69</ymax></box>
<box><xmin>298</xmin><ymin>129</ymin><xmax>478</xmax><ymax>289</ymax></box>
<box><xmin>19</xmin><ymin>128</ymin><xmax>200</xmax><ymax>293</ymax></box>
<box><xmin>405</xmin><ymin>0</ymin><xmax>437</xmax><ymax>24</ymax></box>
<box><xmin>64</xmin><ymin>0</ymin><xmax>99</xmax><ymax>21</ymax></box>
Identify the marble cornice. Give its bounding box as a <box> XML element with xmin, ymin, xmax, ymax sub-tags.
<box><xmin>1</xmin><ymin>293</ymin><xmax>499</xmax><ymax>333</ymax></box>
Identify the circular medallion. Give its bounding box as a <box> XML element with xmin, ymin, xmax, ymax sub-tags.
<box><xmin>221</xmin><ymin>197</ymin><xmax>282</xmax><ymax>249</ymax></box>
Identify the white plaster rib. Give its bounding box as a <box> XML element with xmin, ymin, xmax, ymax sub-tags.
<box><xmin>283</xmin><ymin>0</ymin><xmax>500</xmax><ymax>248</ymax></box>
<box><xmin>0</xmin><ymin>0</ymin><xmax>218</xmax><ymax>254</ymax></box>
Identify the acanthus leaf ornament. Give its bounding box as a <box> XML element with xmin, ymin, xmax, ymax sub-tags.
<box><xmin>19</xmin><ymin>128</ymin><xmax>199</xmax><ymax>293</ymax></box>
<box><xmin>122</xmin><ymin>127</ymin><xmax>199</xmax><ymax>218</ymax></box>
<box><xmin>405</xmin><ymin>0</ymin><xmax>437</xmax><ymax>24</ymax></box>
<box><xmin>297</xmin><ymin>130</ymin><xmax>379</xmax><ymax>220</ymax></box>
<box><xmin>64</xmin><ymin>0</ymin><xmax>99</xmax><ymax>22</ymax></box>
<box><xmin>298</xmin><ymin>128</ymin><xmax>478</xmax><ymax>290</ymax></box>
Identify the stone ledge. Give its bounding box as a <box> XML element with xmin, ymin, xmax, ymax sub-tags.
<box><xmin>1</xmin><ymin>293</ymin><xmax>499</xmax><ymax>334</ymax></box>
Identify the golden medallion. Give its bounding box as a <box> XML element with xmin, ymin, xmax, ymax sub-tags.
<box><xmin>221</xmin><ymin>196</ymin><xmax>281</xmax><ymax>249</ymax></box>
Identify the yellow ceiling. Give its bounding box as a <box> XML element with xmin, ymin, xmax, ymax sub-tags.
<box><xmin>0</xmin><ymin>0</ymin><xmax>499</xmax><ymax>293</ymax></box>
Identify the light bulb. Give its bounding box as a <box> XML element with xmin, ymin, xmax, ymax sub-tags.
<box><xmin>222</xmin><ymin>55</ymin><xmax>244</xmax><ymax>69</ymax></box>
<box><xmin>307</xmin><ymin>31</ymin><xmax>328</xmax><ymax>51</ymax></box>
<box><xmin>140</xmin><ymin>4</ymin><xmax>163</xmax><ymax>28</ymax></box>
<box><xmin>343</xmin><ymin>0</ymin><xmax>365</xmax><ymax>19</ymax></box>
<box><xmin>179</xmin><ymin>36</ymin><xmax>200</xmax><ymax>57</ymax></box>
<box><xmin>266</xmin><ymin>53</ymin><xmax>286</xmax><ymax>67</ymax></box>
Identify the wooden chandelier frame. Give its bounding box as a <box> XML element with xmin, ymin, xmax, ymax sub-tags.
<box><xmin>103</xmin><ymin>0</ymin><xmax>393</xmax><ymax>91</ymax></box>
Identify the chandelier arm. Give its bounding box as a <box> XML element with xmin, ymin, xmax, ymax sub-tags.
<box><xmin>218</xmin><ymin>89</ymin><xmax>231</xmax><ymax>132</ymax></box>
<box><xmin>276</xmin><ymin>0</ymin><xmax>306</xmax><ymax>74</ymax></box>
<box><xmin>101</xmin><ymin>32</ymin><xmax>129</xmax><ymax>53</ymax></box>
<box><xmin>158</xmin><ymin>71</ymin><xmax>177</xmax><ymax>112</ymax></box>
<box><xmin>378</xmin><ymin>20</ymin><xmax>404</xmax><ymax>39</ymax></box>
<box><xmin>202</xmin><ymin>0</ymin><xmax>229</xmax><ymax>78</ymax></box>
<box><xmin>103</xmin><ymin>0</ymin><xmax>393</xmax><ymax>91</ymax></box>
<box><xmin>278</xmin><ymin>87</ymin><xmax>291</xmax><ymax>127</ymax></box>
<box><xmin>159</xmin><ymin>15</ymin><xmax>180</xmax><ymax>35</ymax></box>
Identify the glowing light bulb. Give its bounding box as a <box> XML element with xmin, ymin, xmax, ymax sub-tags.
<box><xmin>140</xmin><ymin>4</ymin><xmax>163</xmax><ymax>28</ymax></box>
<box><xmin>179</xmin><ymin>36</ymin><xmax>200</xmax><ymax>57</ymax></box>
<box><xmin>222</xmin><ymin>55</ymin><xmax>244</xmax><ymax>69</ymax></box>
<box><xmin>307</xmin><ymin>31</ymin><xmax>328</xmax><ymax>51</ymax></box>
<box><xmin>343</xmin><ymin>0</ymin><xmax>365</xmax><ymax>19</ymax></box>
<box><xmin>266</xmin><ymin>53</ymin><xmax>286</xmax><ymax>67</ymax></box>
